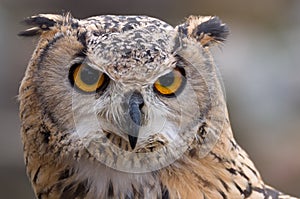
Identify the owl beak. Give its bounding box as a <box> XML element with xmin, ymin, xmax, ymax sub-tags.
<box><xmin>127</xmin><ymin>91</ymin><xmax>144</xmax><ymax>150</ymax></box>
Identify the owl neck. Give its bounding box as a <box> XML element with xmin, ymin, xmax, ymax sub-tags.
<box><xmin>69</xmin><ymin>124</ymin><xmax>276</xmax><ymax>199</ymax></box>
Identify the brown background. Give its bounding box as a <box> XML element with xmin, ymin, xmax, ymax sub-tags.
<box><xmin>0</xmin><ymin>0</ymin><xmax>299</xmax><ymax>198</ymax></box>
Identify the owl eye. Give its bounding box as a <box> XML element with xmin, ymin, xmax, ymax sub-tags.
<box><xmin>69</xmin><ymin>63</ymin><xmax>109</xmax><ymax>93</ymax></box>
<box><xmin>153</xmin><ymin>67</ymin><xmax>186</xmax><ymax>97</ymax></box>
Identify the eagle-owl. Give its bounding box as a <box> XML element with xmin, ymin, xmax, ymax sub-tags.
<box><xmin>19</xmin><ymin>13</ymin><xmax>298</xmax><ymax>199</ymax></box>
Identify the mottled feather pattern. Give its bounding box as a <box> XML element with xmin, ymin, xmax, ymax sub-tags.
<box><xmin>19</xmin><ymin>13</ymin><xmax>298</xmax><ymax>199</ymax></box>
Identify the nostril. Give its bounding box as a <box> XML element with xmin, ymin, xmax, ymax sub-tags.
<box><xmin>139</xmin><ymin>102</ymin><xmax>144</xmax><ymax>111</ymax></box>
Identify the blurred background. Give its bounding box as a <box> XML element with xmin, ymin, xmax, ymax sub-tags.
<box><xmin>0</xmin><ymin>0</ymin><xmax>299</xmax><ymax>198</ymax></box>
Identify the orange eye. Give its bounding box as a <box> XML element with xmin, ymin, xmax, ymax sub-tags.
<box><xmin>153</xmin><ymin>67</ymin><xmax>186</xmax><ymax>97</ymax></box>
<box><xmin>70</xmin><ymin>63</ymin><xmax>109</xmax><ymax>93</ymax></box>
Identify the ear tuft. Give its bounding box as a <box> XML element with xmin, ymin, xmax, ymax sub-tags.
<box><xmin>176</xmin><ymin>16</ymin><xmax>229</xmax><ymax>47</ymax></box>
<box><xmin>18</xmin><ymin>14</ymin><xmax>65</xmax><ymax>37</ymax></box>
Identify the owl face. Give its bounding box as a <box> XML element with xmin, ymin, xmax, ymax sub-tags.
<box><xmin>20</xmin><ymin>14</ymin><xmax>229</xmax><ymax>172</ymax></box>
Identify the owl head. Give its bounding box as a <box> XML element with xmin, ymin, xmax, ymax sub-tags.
<box><xmin>19</xmin><ymin>14</ymin><xmax>229</xmax><ymax>172</ymax></box>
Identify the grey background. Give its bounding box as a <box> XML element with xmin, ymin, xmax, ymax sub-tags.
<box><xmin>0</xmin><ymin>0</ymin><xmax>299</xmax><ymax>198</ymax></box>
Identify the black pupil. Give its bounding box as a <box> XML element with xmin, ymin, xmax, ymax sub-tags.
<box><xmin>80</xmin><ymin>66</ymin><xmax>100</xmax><ymax>85</ymax></box>
<box><xmin>158</xmin><ymin>71</ymin><xmax>175</xmax><ymax>87</ymax></box>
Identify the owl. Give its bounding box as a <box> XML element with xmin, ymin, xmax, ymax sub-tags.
<box><xmin>19</xmin><ymin>13</ymin><xmax>298</xmax><ymax>199</ymax></box>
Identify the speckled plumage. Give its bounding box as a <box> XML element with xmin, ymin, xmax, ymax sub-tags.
<box><xmin>19</xmin><ymin>14</ymin><xmax>298</xmax><ymax>199</ymax></box>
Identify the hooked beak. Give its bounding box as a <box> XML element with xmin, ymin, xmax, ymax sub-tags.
<box><xmin>127</xmin><ymin>91</ymin><xmax>144</xmax><ymax>150</ymax></box>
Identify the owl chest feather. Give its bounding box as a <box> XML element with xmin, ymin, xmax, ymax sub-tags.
<box><xmin>66</xmin><ymin>152</ymin><xmax>290</xmax><ymax>199</ymax></box>
<box><xmin>26</xmin><ymin>143</ymin><xmax>283</xmax><ymax>199</ymax></box>
<box><xmin>31</xmin><ymin>156</ymin><xmax>283</xmax><ymax>199</ymax></box>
